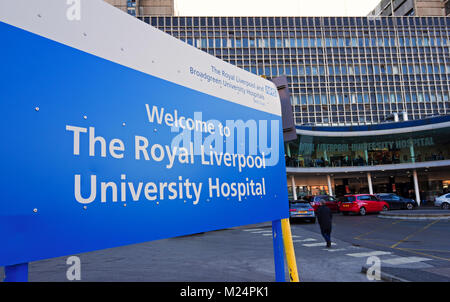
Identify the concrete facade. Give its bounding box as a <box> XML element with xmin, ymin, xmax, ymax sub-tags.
<box><xmin>416</xmin><ymin>0</ymin><xmax>446</xmax><ymax>16</ymax></box>
<box><xmin>369</xmin><ymin>0</ymin><xmax>447</xmax><ymax>16</ymax></box>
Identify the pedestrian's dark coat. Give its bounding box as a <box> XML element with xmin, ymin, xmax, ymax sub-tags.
<box><xmin>316</xmin><ymin>205</ymin><xmax>332</xmax><ymax>231</ymax></box>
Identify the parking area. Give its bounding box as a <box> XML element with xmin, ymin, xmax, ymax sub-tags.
<box><xmin>292</xmin><ymin>210</ymin><xmax>450</xmax><ymax>281</ymax></box>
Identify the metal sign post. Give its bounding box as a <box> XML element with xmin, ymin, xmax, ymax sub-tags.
<box><xmin>272</xmin><ymin>219</ymin><xmax>286</xmax><ymax>282</ymax></box>
<box><xmin>4</xmin><ymin>263</ymin><xmax>29</xmax><ymax>282</ymax></box>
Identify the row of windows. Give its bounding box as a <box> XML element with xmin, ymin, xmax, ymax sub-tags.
<box><xmin>220</xmin><ymin>64</ymin><xmax>448</xmax><ymax>74</ymax></box>
<box><xmin>291</xmin><ymin>91</ymin><xmax>450</xmax><ymax>105</ymax></box>
<box><xmin>290</xmin><ymin>83</ymin><xmax>449</xmax><ymax>90</ymax></box>
<box><xmin>289</xmin><ymin>87</ymin><xmax>450</xmax><ymax>95</ymax></box>
<box><xmin>295</xmin><ymin>108</ymin><xmax>448</xmax><ymax>114</ymax></box>
<box><xmin>297</xmin><ymin>110</ymin><xmax>447</xmax><ymax>117</ymax></box>
<box><xmin>171</xmin><ymin>30</ymin><xmax>449</xmax><ymax>42</ymax></box>
<box><xmin>292</xmin><ymin>104</ymin><xmax>447</xmax><ymax>111</ymax></box>
<box><xmin>213</xmin><ymin>55</ymin><xmax>447</xmax><ymax>64</ymax></box>
<box><xmin>302</xmin><ymin>108</ymin><xmax>447</xmax><ymax>114</ymax></box>
<box><xmin>207</xmin><ymin>48</ymin><xmax>449</xmax><ymax>56</ymax></box>
<box><xmin>294</xmin><ymin>114</ymin><xmax>444</xmax><ymax>124</ymax></box>
<box><xmin>169</xmin><ymin>28</ymin><xmax>448</xmax><ymax>36</ymax></box>
<box><xmin>144</xmin><ymin>16</ymin><xmax>450</xmax><ymax>28</ymax></box>
<box><xmin>225</xmin><ymin>55</ymin><xmax>447</xmax><ymax>63</ymax></box>
<box><xmin>294</xmin><ymin>110</ymin><xmax>448</xmax><ymax>116</ymax></box>
<box><xmin>287</xmin><ymin>85</ymin><xmax>449</xmax><ymax>92</ymax></box>
<box><xmin>248</xmin><ymin>64</ymin><xmax>450</xmax><ymax>76</ymax></box>
<box><xmin>216</xmin><ymin>55</ymin><xmax>445</xmax><ymax>65</ymax></box>
<box><xmin>178</xmin><ymin>36</ymin><xmax>450</xmax><ymax>49</ymax></box>
<box><xmin>293</xmin><ymin>115</ymin><xmax>447</xmax><ymax>124</ymax></box>
<box><xmin>297</xmin><ymin>107</ymin><xmax>447</xmax><ymax>113</ymax></box>
<box><xmin>325</xmin><ymin>87</ymin><xmax>450</xmax><ymax>94</ymax></box>
<box><xmin>203</xmin><ymin>47</ymin><xmax>448</xmax><ymax>58</ymax></box>
<box><xmin>237</xmin><ymin>68</ymin><xmax>450</xmax><ymax>81</ymax></box>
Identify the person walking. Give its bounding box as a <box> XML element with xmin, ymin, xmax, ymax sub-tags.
<box><xmin>316</xmin><ymin>200</ymin><xmax>333</xmax><ymax>248</ymax></box>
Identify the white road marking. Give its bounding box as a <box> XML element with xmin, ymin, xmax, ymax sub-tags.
<box><xmin>293</xmin><ymin>238</ymin><xmax>317</xmax><ymax>243</ymax></box>
<box><xmin>382</xmin><ymin>257</ymin><xmax>432</xmax><ymax>265</ymax></box>
<box><xmin>323</xmin><ymin>248</ymin><xmax>347</xmax><ymax>252</ymax></box>
<box><xmin>303</xmin><ymin>242</ymin><xmax>337</xmax><ymax>247</ymax></box>
<box><xmin>250</xmin><ymin>230</ymin><xmax>273</xmax><ymax>234</ymax></box>
<box><xmin>346</xmin><ymin>251</ymin><xmax>392</xmax><ymax>258</ymax></box>
<box><xmin>262</xmin><ymin>234</ymin><xmax>301</xmax><ymax>237</ymax></box>
<box><xmin>242</xmin><ymin>228</ymin><xmax>264</xmax><ymax>232</ymax></box>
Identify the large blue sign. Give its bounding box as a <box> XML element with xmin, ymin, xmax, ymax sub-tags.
<box><xmin>0</xmin><ymin>1</ymin><xmax>288</xmax><ymax>267</ymax></box>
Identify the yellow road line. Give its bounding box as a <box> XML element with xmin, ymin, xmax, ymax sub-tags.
<box><xmin>356</xmin><ymin>238</ymin><xmax>450</xmax><ymax>262</ymax></box>
<box><xmin>396</xmin><ymin>248</ymin><xmax>450</xmax><ymax>262</ymax></box>
<box><xmin>390</xmin><ymin>220</ymin><xmax>440</xmax><ymax>249</ymax></box>
<box><xmin>399</xmin><ymin>248</ymin><xmax>450</xmax><ymax>254</ymax></box>
<box><xmin>354</xmin><ymin>220</ymin><xmax>403</xmax><ymax>240</ymax></box>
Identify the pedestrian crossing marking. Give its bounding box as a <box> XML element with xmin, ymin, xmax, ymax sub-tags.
<box><xmin>323</xmin><ymin>248</ymin><xmax>347</xmax><ymax>252</ymax></box>
<box><xmin>293</xmin><ymin>238</ymin><xmax>317</xmax><ymax>243</ymax></box>
<box><xmin>382</xmin><ymin>256</ymin><xmax>432</xmax><ymax>265</ymax></box>
<box><xmin>250</xmin><ymin>230</ymin><xmax>273</xmax><ymax>234</ymax></box>
<box><xmin>242</xmin><ymin>227</ymin><xmax>432</xmax><ymax>268</ymax></box>
<box><xmin>346</xmin><ymin>251</ymin><xmax>392</xmax><ymax>258</ymax></box>
<box><xmin>303</xmin><ymin>242</ymin><xmax>337</xmax><ymax>247</ymax></box>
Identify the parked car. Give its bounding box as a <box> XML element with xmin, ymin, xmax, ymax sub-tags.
<box><xmin>289</xmin><ymin>200</ymin><xmax>316</xmax><ymax>223</ymax></box>
<box><xmin>434</xmin><ymin>193</ymin><xmax>450</xmax><ymax>209</ymax></box>
<box><xmin>339</xmin><ymin>194</ymin><xmax>389</xmax><ymax>216</ymax></box>
<box><xmin>308</xmin><ymin>195</ymin><xmax>340</xmax><ymax>212</ymax></box>
<box><xmin>375</xmin><ymin>193</ymin><xmax>417</xmax><ymax>210</ymax></box>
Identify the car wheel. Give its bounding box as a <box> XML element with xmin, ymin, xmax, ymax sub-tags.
<box><xmin>406</xmin><ymin>203</ymin><xmax>414</xmax><ymax>210</ymax></box>
<box><xmin>382</xmin><ymin>205</ymin><xmax>388</xmax><ymax>212</ymax></box>
<box><xmin>442</xmin><ymin>203</ymin><xmax>450</xmax><ymax>210</ymax></box>
<box><xmin>359</xmin><ymin>207</ymin><xmax>366</xmax><ymax>216</ymax></box>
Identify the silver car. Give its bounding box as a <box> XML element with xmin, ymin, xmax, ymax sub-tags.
<box><xmin>435</xmin><ymin>193</ymin><xmax>450</xmax><ymax>210</ymax></box>
<box><xmin>289</xmin><ymin>200</ymin><xmax>316</xmax><ymax>223</ymax></box>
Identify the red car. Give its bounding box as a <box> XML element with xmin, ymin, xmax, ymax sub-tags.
<box><xmin>307</xmin><ymin>195</ymin><xmax>340</xmax><ymax>212</ymax></box>
<box><xmin>339</xmin><ymin>194</ymin><xmax>389</xmax><ymax>216</ymax></box>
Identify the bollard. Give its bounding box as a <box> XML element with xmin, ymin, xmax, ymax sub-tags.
<box><xmin>281</xmin><ymin>218</ymin><xmax>300</xmax><ymax>282</ymax></box>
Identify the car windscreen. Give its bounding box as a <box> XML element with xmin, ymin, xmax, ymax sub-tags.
<box><xmin>290</xmin><ymin>202</ymin><xmax>311</xmax><ymax>208</ymax></box>
<box><xmin>339</xmin><ymin>196</ymin><xmax>356</xmax><ymax>202</ymax></box>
